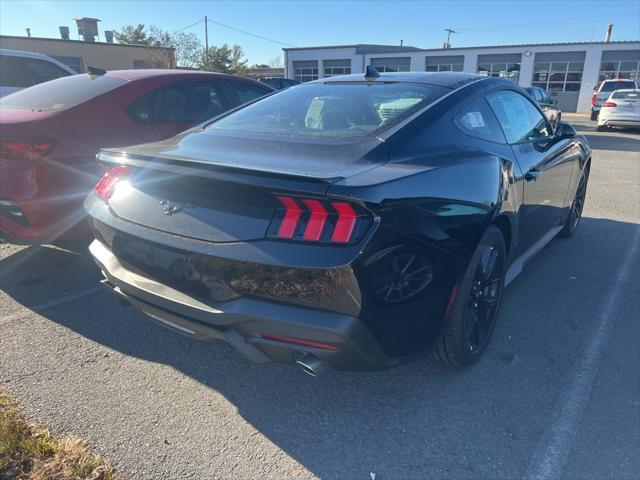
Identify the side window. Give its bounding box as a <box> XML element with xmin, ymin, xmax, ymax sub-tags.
<box><xmin>154</xmin><ymin>81</ymin><xmax>228</xmax><ymax>124</ymax></box>
<box><xmin>541</xmin><ymin>91</ymin><xmax>552</xmax><ymax>104</ymax></box>
<box><xmin>487</xmin><ymin>90</ymin><xmax>551</xmax><ymax>144</ymax></box>
<box><xmin>531</xmin><ymin>89</ymin><xmax>543</xmax><ymax>102</ymax></box>
<box><xmin>126</xmin><ymin>91</ymin><xmax>156</xmax><ymax>124</ymax></box>
<box><xmin>454</xmin><ymin>98</ymin><xmax>506</xmax><ymax>144</ymax></box>
<box><xmin>222</xmin><ymin>81</ymin><xmax>271</xmax><ymax>107</ymax></box>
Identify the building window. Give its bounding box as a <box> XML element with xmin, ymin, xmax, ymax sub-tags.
<box><xmin>426</xmin><ymin>55</ymin><xmax>464</xmax><ymax>72</ymax></box>
<box><xmin>477</xmin><ymin>62</ymin><xmax>521</xmax><ymax>82</ymax></box>
<box><xmin>598</xmin><ymin>60</ymin><xmax>640</xmax><ymax>83</ymax></box>
<box><xmin>371</xmin><ymin>57</ymin><xmax>410</xmax><ymax>73</ymax></box>
<box><xmin>293</xmin><ymin>61</ymin><xmax>319</xmax><ymax>83</ymax></box>
<box><xmin>52</xmin><ymin>56</ymin><xmax>83</xmax><ymax>73</ymax></box>
<box><xmin>532</xmin><ymin>61</ymin><xmax>584</xmax><ymax>92</ymax></box>
<box><xmin>426</xmin><ymin>63</ymin><xmax>463</xmax><ymax>72</ymax></box>
<box><xmin>323</xmin><ymin>59</ymin><xmax>351</xmax><ymax>77</ymax></box>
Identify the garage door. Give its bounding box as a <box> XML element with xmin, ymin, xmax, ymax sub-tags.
<box><xmin>532</xmin><ymin>51</ymin><xmax>586</xmax><ymax>112</ymax></box>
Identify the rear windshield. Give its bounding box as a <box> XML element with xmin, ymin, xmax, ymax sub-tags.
<box><xmin>0</xmin><ymin>74</ymin><xmax>128</xmax><ymax>112</ymax></box>
<box><xmin>0</xmin><ymin>55</ymin><xmax>72</xmax><ymax>88</ymax></box>
<box><xmin>209</xmin><ymin>81</ymin><xmax>449</xmax><ymax>138</ymax></box>
<box><xmin>611</xmin><ymin>90</ymin><xmax>639</xmax><ymax>100</ymax></box>
<box><xmin>600</xmin><ymin>81</ymin><xmax>636</xmax><ymax>92</ymax></box>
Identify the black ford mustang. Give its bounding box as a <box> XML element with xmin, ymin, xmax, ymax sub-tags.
<box><xmin>85</xmin><ymin>71</ymin><xmax>590</xmax><ymax>375</ymax></box>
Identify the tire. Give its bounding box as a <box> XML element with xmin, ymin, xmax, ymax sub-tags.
<box><xmin>590</xmin><ymin>110</ymin><xmax>598</xmax><ymax>121</ymax></box>
<box><xmin>559</xmin><ymin>166</ymin><xmax>589</xmax><ymax>238</ymax></box>
<box><xmin>433</xmin><ymin>226</ymin><xmax>506</xmax><ymax>367</ymax></box>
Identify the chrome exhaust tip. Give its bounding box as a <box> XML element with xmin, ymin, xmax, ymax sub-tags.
<box><xmin>294</xmin><ymin>353</ymin><xmax>327</xmax><ymax>377</ymax></box>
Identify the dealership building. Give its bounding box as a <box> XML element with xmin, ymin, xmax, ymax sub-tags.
<box><xmin>283</xmin><ymin>41</ymin><xmax>640</xmax><ymax>112</ymax></box>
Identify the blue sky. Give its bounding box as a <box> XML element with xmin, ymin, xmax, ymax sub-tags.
<box><xmin>1</xmin><ymin>0</ymin><xmax>639</xmax><ymax>65</ymax></box>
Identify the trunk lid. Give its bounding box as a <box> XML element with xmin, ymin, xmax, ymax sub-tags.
<box><xmin>101</xmin><ymin>130</ymin><xmax>387</xmax><ymax>243</ymax></box>
<box><xmin>117</xmin><ymin>127</ymin><xmax>387</xmax><ymax>180</ymax></box>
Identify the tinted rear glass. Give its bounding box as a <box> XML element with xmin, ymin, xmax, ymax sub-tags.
<box><xmin>209</xmin><ymin>82</ymin><xmax>448</xmax><ymax>138</ymax></box>
<box><xmin>0</xmin><ymin>55</ymin><xmax>72</xmax><ymax>88</ymax></box>
<box><xmin>600</xmin><ymin>81</ymin><xmax>636</xmax><ymax>92</ymax></box>
<box><xmin>611</xmin><ymin>90</ymin><xmax>639</xmax><ymax>100</ymax></box>
<box><xmin>0</xmin><ymin>74</ymin><xmax>128</xmax><ymax>112</ymax></box>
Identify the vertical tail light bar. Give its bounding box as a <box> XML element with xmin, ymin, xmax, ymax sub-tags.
<box><xmin>94</xmin><ymin>165</ymin><xmax>132</xmax><ymax>200</ymax></box>
<box><xmin>270</xmin><ymin>195</ymin><xmax>370</xmax><ymax>245</ymax></box>
<box><xmin>301</xmin><ymin>199</ymin><xmax>328</xmax><ymax>241</ymax></box>
<box><xmin>276</xmin><ymin>196</ymin><xmax>302</xmax><ymax>238</ymax></box>
<box><xmin>330</xmin><ymin>202</ymin><xmax>357</xmax><ymax>243</ymax></box>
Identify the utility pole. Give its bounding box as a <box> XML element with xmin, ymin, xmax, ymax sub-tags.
<box><xmin>204</xmin><ymin>15</ymin><xmax>209</xmax><ymax>56</ymax></box>
<box><xmin>444</xmin><ymin>27</ymin><xmax>456</xmax><ymax>49</ymax></box>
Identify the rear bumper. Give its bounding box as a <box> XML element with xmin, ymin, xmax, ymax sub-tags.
<box><xmin>89</xmin><ymin>239</ymin><xmax>396</xmax><ymax>371</ymax></box>
<box><xmin>599</xmin><ymin>118</ymin><xmax>640</xmax><ymax>128</ymax></box>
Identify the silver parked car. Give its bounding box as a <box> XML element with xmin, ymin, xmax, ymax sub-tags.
<box><xmin>0</xmin><ymin>49</ymin><xmax>77</xmax><ymax>97</ymax></box>
<box><xmin>597</xmin><ymin>89</ymin><xmax>640</xmax><ymax>131</ymax></box>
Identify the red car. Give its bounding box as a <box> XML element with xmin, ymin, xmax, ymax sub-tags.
<box><xmin>0</xmin><ymin>69</ymin><xmax>273</xmax><ymax>245</ymax></box>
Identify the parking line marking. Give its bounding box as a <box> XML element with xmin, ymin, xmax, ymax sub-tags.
<box><xmin>526</xmin><ymin>225</ymin><xmax>640</xmax><ymax>480</ymax></box>
<box><xmin>1</xmin><ymin>286</ymin><xmax>105</xmax><ymax>325</ymax></box>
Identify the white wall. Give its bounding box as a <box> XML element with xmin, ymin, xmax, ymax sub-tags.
<box><xmin>286</xmin><ymin>42</ymin><xmax>640</xmax><ymax>112</ymax></box>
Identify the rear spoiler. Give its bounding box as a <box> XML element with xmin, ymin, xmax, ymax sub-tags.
<box><xmin>97</xmin><ymin>151</ymin><xmax>338</xmax><ymax>196</ymax></box>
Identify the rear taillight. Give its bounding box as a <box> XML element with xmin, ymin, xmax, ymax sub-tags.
<box><xmin>268</xmin><ymin>195</ymin><xmax>370</xmax><ymax>244</ymax></box>
<box><xmin>591</xmin><ymin>93</ymin><xmax>597</xmax><ymax>106</ymax></box>
<box><xmin>0</xmin><ymin>138</ymin><xmax>55</xmax><ymax>161</ymax></box>
<box><xmin>94</xmin><ymin>165</ymin><xmax>132</xmax><ymax>200</ymax></box>
<box><xmin>603</xmin><ymin>101</ymin><xmax>617</xmax><ymax>108</ymax></box>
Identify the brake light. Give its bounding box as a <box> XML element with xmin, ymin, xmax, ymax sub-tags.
<box><xmin>94</xmin><ymin>165</ymin><xmax>132</xmax><ymax>200</ymax></box>
<box><xmin>301</xmin><ymin>199</ymin><xmax>328</xmax><ymax>241</ymax></box>
<box><xmin>269</xmin><ymin>195</ymin><xmax>370</xmax><ymax>244</ymax></box>
<box><xmin>0</xmin><ymin>138</ymin><xmax>55</xmax><ymax>161</ymax></box>
<box><xmin>331</xmin><ymin>202</ymin><xmax>357</xmax><ymax>243</ymax></box>
<box><xmin>603</xmin><ymin>101</ymin><xmax>617</xmax><ymax>107</ymax></box>
<box><xmin>591</xmin><ymin>93</ymin><xmax>597</xmax><ymax>106</ymax></box>
<box><xmin>276</xmin><ymin>196</ymin><xmax>302</xmax><ymax>238</ymax></box>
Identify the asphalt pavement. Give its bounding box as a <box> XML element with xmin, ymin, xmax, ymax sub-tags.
<box><xmin>1</xmin><ymin>115</ymin><xmax>638</xmax><ymax>480</ymax></box>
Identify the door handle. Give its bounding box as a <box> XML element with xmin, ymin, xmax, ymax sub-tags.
<box><xmin>525</xmin><ymin>168</ymin><xmax>542</xmax><ymax>182</ymax></box>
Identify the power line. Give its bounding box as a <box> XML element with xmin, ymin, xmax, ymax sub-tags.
<box><xmin>174</xmin><ymin>19</ymin><xmax>204</xmax><ymax>33</ymax></box>
<box><xmin>207</xmin><ymin>18</ymin><xmax>297</xmax><ymax>47</ymax></box>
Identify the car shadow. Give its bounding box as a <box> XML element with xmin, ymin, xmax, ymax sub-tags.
<box><xmin>1</xmin><ymin>216</ymin><xmax>639</xmax><ymax>478</ymax></box>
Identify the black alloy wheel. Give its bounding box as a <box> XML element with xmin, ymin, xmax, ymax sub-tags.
<box><xmin>464</xmin><ymin>245</ymin><xmax>502</xmax><ymax>352</ymax></box>
<box><xmin>559</xmin><ymin>167</ymin><xmax>589</xmax><ymax>238</ymax></box>
<box><xmin>434</xmin><ymin>226</ymin><xmax>506</xmax><ymax>367</ymax></box>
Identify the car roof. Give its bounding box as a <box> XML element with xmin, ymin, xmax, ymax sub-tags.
<box><xmin>103</xmin><ymin>69</ymin><xmax>253</xmax><ymax>82</ymax></box>
<box><xmin>316</xmin><ymin>71</ymin><xmax>486</xmax><ymax>89</ymax></box>
<box><xmin>0</xmin><ymin>48</ymin><xmax>56</xmax><ymax>59</ymax></box>
<box><xmin>612</xmin><ymin>89</ymin><xmax>640</xmax><ymax>92</ymax></box>
<box><xmin>0</xmin><ymin>48</ymin><xmax>77</xmax><ymax>74</ymax></box>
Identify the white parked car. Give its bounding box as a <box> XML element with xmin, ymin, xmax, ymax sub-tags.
<box><xmin>0</xmin><ymin>49</ymin><xmax>77</xmax><ymax>97</ymax></box>
<box><xmin>597</xmin><ymin>89</ymin><xmax>640</xmax><ymax>131</ymax></box>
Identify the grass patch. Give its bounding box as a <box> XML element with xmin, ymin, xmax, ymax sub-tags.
<box><xmin>0</xmin><ymin>391</ymin><xmax>117</xmax><ymax>480</ymax></box>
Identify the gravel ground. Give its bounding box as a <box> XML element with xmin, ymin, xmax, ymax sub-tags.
<box><xmin>1</xmin><ymin>116</ymin><xmax>639</xmax><ymax>480</ymax></box>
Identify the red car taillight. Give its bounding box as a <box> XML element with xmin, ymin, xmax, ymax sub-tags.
<box><xmin>591</xmin><ymin>93</ymin><xmax>597</xmax><ymax>106</ymax></box>
<box><xmin>603</xmin><ymin>101</ymin><xmax>617</xmax><ymax>107</ymax></box>
<box><xmin>268</xmin><ymin>195</ymin><xmax>370</xmax><ymax>244</ymax></box>
<box><xmin>94</xmin><ymin>165</ymin><xmax>132</xmax><ymax>200</ymax></box>
<box><xmin>0</xmin><ymin>138</ymin><xmax>55</xmax><ymax>161</ymax></box>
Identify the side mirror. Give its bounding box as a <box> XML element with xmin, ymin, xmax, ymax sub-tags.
<box><xmin>555</xmin><ymin>122</ymin><xmax>576</xmax><ymax>139</ymax></box>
